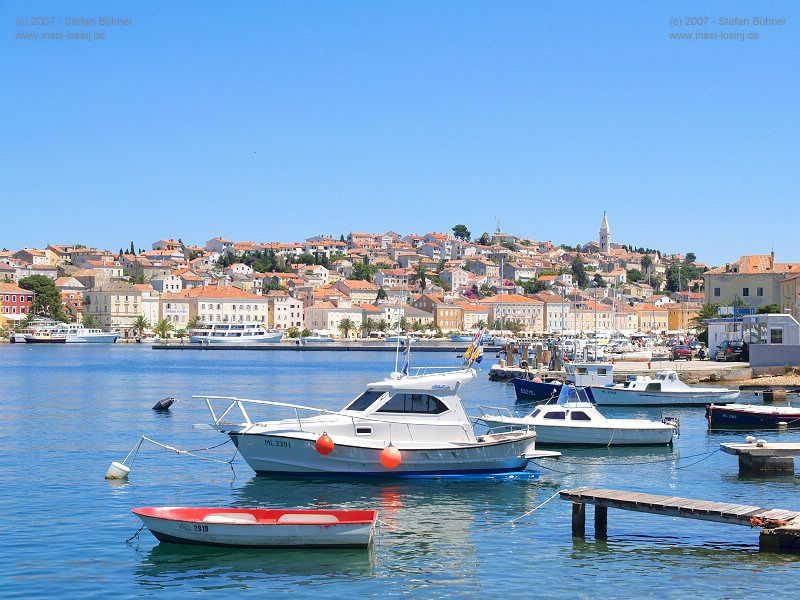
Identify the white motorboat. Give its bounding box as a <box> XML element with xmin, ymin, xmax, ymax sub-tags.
<box><xmin>478</xmin><ymin>385</ymin><xmax>677</xmax><ymax>446</ymax></box>
<box><xmin>609</xmin><ymin>350</ymin><xmax>652</xmax><ymax>362</ymax></box>
<box><xmin>590</xmin><ymin>370</ymin><xmax>740</xmax><ymax>406</ymax></box>
<box><xmin>197</xmin><ymin>368</ymin><xmax>560</xmax><ymax>477</ymax></box>
<box><xmin>189</xmin><ymin>322</ymin><xmax>283</xmax><ymax>344</ymax></box>
<box><xmin>49</xmin><ymin>323</ymin><xmax>119</xmax><ymax>343</ymax></box>
<box><xmin>301</xmin><ymin>335</ymin><xmax>335</xmax><ymax>343</ymax></box>
<box><xmin>132</xmin><ymin>507</ymin><xmax>377</xmax><ymax>548</ymax></box>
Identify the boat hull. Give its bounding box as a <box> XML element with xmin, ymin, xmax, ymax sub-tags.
<box><xmin>707</xmin><ymin>405</ymin><xmax>800</xmax><ymax>430</ymax></box>
<box><xmin>133</xmin><ymin>508</ymin><xmax>376</xmax><ymax>548</ymax></box>
<box><xmin>24</xmin><ymin>336</ymin><xmax>66</xmax><ymax>343</ymax></box>
<box><xmin>190</xmin><ymin>333</ymin><xmax>284</xmax><ymax>344</ymax></box>
<box><xmin>512</xmin><ymin>377</ymin><xmax>562</xmax><ymax>402</ymax></box>
<box><xmin>480</xmin><ymin>419</ymin><xmax>673</xmax><ymax>446</ymax></box>
<box><xmin>591</xmin><ymin>386</ymin><xmax>739</xmax><ymax>406</ymax></box>
<box><xmin>230</xmin><ymin>432</ymin><xmax>539</xmax><ymax>476</ymax></box>
<box><xmin>64</xmin><ymin>334</ymin><xmax>119</xmax><ymax>343</ymax></box>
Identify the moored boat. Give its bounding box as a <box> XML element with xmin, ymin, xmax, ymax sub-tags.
<box><xmin>132</xmin><ymin>507</ymin><xmax>378</xmax><ymax>548</ymax></box>
<box><xmin>50</xmin><ymin>323</ymin><xmax>119</xmax><ymax>343</ymax></box>
<box><xmin>197</xmin><ymin>367</ymin><xmax>560</xmax><ymax>477</ymax></box>
<box><xmin>479</xmin><ymin>385</ymin><xmax>676</xmax><ymax>446</ymax></box>
<box><xmin>25</xmin><ymin>331</ymin><xmax>67</xmax><ymax>343</ymax></box>
<box><xmin>591</xmin><ymin>370</ymin><xmax>739</xmax><ymax>406</ymax></box>
<box><xmin>189</xmin><ymin>322</ymin><xmax>283</xmax><ymax>344</ymax></box>
<box><xmin>707</xmin><ymin>403</ymin><xmax>800</xmax><ymax>430</ymax></box>
<box><xmin>512</xmin><ymin>362</ymin><xmax>613</xmax><ymax>402</ymax></box>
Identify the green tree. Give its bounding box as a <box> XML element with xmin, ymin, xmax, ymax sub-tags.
<box><xmin>153</xmin><ymin>318</ymin><xmax>174</xmax><ymax>340</ymax></box>
<box><xmin>175</xmin><ymin>328</ymin><xmax>187</xmax><ymax>342</ymax></box>
<box><xmin>300</xmin><ymin>327</ymin><xmax>312</xmax><ymax>338</ymax></box>
<box><xmin>685</xmin><ymin>252</ymin><xmax>697</xmax><ymax>264</ymax></box>
<box><xmin>452</xmin><ymin>224</ymin><xmax>471</xmax><ymax>241</ymax></box>
<box><xmin>349</xmin><ymin>262</ymin><xmax>378</xmax><ymax>281</ymax></box>
<box><xmin>19</xmin><ymin>275</ymin><xmax>67</xmax><ymax>321</ymax></box>
<box><xmin>504</xmin><ymin>319</ymin><xmax>525</xmax><ymax>336</ymax></box>
<box><xmin>398</xmin><ymin>316</ymin><xmax>410</xmax><ymax>332</ymax></box>
<box><xmin>640</xmin><ymin>254</ymin><xmax>653</xmax><ymax>275</ymax></box>
<box><xmin>286</xmin><ymin>326</ymin><xmax>300</xmax><ymax>338</ymax></box>
<box><xmin>571</xmin><ymin>256</ymin><xmax>589</xmax><ymax>289</ymax></box>
<box><xmin>377</xmin><ymin>287</ymin><xmax>388</xmax><ymax>300</ymax></box>
<box><xmin>626</xmin><ymin>269</ymin><xmax>644</xmax><ymax>283</ymax></box>
<box><xmin>410</xmin><ymin>265</ymin><xmax>428</xmax><ymax>291</ymax></box>
<box><xmin>474</xmin><ymin>319</ymin><xmax>487</xmax><ymax>330</ymax></box>
<box><xmin>479</xmin><ymin>283</ymin><xmax>494</xmax><ymax>297</ymax></box>
<box><xmin>377</xmin><ymin>319</ymin><xmax>389</xmax><ymax>333</ymax></box>
<box><xmin>476</xmin><ymin>232</ymin><xmax>491</xmax><ymax>246</ymax></box>
<box><xmin>187</xmin><ymin>315</ymin><xmax>203</xmax><ymax>329</ymax></box>
<box><xmin>83</xmin><ymin>314</ymin><xmax>100</xmax><ymax>328</ymax></box>
<box><xmin>132</xmin><ymin>316</ymin><xmax>151</xmax><ymax>336</ymax></box>
<box><xmin>337</xmin><ymin>318</ymin><xmax>357</xmax><ymax>339</ymax></box>
<box><xmin>130</xmin><ymin>242</ymin><xmax>136</xmax><ymax>255</ymax></box>
<box><xmin>519</xmin><ymin>279</ymin><xmax>547</xmax><ymax>294</ymax></box>
<box><xmin>592</xmin><ymin>273</ymin><xmax>607</xmax><ymax>288</ymax></box>
<box><xmin>756</xmin><ymin>304</ymin><xmax>781</xmax><ymax>314</ymax></box>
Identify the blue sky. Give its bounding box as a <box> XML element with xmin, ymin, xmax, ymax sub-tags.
<box><xmin>2</xmin><ymin>1</ymin><xmax>798</xmax><ymax>264</ymax></box>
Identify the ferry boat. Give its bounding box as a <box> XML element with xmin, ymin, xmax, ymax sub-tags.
<box><xmin>479</xmin><ymin>385</ymin><xmax>677</xmax><ymax>446</ymax></box>
<box><xmin>590</xmin><ymin>370</ymin><xmax>740</xmax><ymax>406</ymax></box>
<box><xmin>48</xmin><ymin>323</ymin><xmax>119</xmax><ymax>343</ymax></box>
<box><xmin>197</xmin><ymin>367</ymin><xmax>560</xmax><ymax>477</ymax></box>
<box><xmin>188</xmin><ymin>322</ymin><xmax>284</xmax><ymax>344</ymax></box>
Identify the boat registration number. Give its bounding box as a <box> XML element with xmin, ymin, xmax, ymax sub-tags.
<box><xmin>264</xmin><ymin>439</ymin><xmax>291</xmax><ymax>448</ymax></box>
<box><xmin>193</xmin><ymin>525</ymin><xmax>209</xmax><ymax>532</ymax></box>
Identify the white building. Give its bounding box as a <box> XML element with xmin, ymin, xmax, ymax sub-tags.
<box><xmin>265</xmin><ymin>291</ymin><xmax>304</xmax><ymax>330</ymax></box>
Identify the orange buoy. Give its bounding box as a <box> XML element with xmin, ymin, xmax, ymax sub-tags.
<box><xmin>315</xmin><ymin>432</ymin><xmax>334</xmax><ymax>455</ymax></box>
<box><xmin>380</xmin><ymin>445</ymin><xmax>402</xmax><ymax>469</ymax></box>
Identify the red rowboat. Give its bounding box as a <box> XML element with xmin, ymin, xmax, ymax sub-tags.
<box><xmin>132</xmin><ymin>507</ymin><xmax>378</xmax><ymax>548</ymax></box>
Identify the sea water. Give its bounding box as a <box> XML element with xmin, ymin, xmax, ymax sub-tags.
<box><xmin>1</xmin><ymin>345</ymin><xmax>799</xmax><ymax>598</ymax></box>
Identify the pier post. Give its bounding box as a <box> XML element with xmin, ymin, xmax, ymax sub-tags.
<box><xmin>760</xmin><ymin>520</ymin><xmax>800</xmax><ymax>553</ymax></box>
<box><xmin>739</xmin><ymin>454</ymin><xmax>795</xmax><ymax>476</ymax></box>
<box><xmin>594</xmin><ymin>506</ymin><xmax>608</xmax><ymax>539</ymax></box>
<box><xmin>572</xmin><ymin>502</ymin><xmax>586</xmax><ymax>537</ymax></box>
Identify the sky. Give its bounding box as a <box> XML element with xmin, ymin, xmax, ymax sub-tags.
<box><xmin>2</xmin><ymin>1</ymin><xmax>798</xmax><ymax>265</ymax></box>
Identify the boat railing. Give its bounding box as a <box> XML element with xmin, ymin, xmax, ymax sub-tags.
<box><xmin>194</xmin><ymin>395</ymin><xmax>471</xmax><ymax>441</ymax></box>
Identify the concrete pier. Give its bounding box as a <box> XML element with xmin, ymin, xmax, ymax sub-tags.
<box><xmin>720</xmin><ymin>441</ymin><xmax>800</xmax><ymax>475</ymax></box>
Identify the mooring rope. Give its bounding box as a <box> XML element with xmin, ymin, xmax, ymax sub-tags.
<box><xmin>125</xmin><ymin>525</ymin><xmax>144</xmax><ymax>544</ymax></box>
<box><xmin>119</xmin><ymin>435</ymin><xmax>239</xmax><ymax>482</ymax></box>
<box><xmin>483</xmin><ymin>490</ymin><xmax>563</xmax><ymax>530</ymax></box>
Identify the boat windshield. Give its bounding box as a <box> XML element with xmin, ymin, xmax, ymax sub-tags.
<box><xmin>345</xmin><ymin>390</ymin><xmax>385</xmax><ymax>412</ymax></box>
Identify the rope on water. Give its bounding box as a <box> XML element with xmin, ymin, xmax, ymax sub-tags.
<box><xmin>125</xmin><ymin>525</ymin><xmax>144</xmax><ymax>544</ymax></box>
<box><xmin>484</xmin><ymin>490</ymin><xmax>563</xmax><ymax>530</ymax></box>
<box><xmin>536</xmin><ymin>448</ymin><xmax>721</xmax><ymax>467</ymax></box>
<box><xmin>120</xmin><ymin>436</ymin><xmax>239</xmax><ymax>482</ymax></box>
<box><xmin>675</xmin><ymin>447</ymin><xmax>722</xmax><ymax>469</ymax></box>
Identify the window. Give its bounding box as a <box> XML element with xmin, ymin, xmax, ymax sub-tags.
<box><xmin>377</xmin><ymin>393</ymin><xmax>448</xmax><ymax>414</ymax></box>
<box><xmin>771</xmin><ymin>329</ymin><xmax>783</xmax><ymax>344</ymax></box>
<box><xmin>543</xmin><ymin>411</ymin><xmax>566</xmax><ymax>420</ymax></box>
<box><xmin>757</xmin><ymin>287</ymin><xmax>764</xmax><ymax>297</ymax></box>
<box><xmin>645</xmin><ymin>382</ymin><xmax>662</xmax><ymax>392</ymax></box>
<box><xmin>742</xmin><ymin>287</ymin><xmax>749</xmax><ymax>297</ymax></box>
<box><xmin>714</xmin><ymin>288</ymin><xmax>720</xmax><ymax>297</ymax></box>
<box><xmin>345</xmin><ymin>390</ymin><xmax>385</xmax><ymax>412</ymax></box>
<box><xmin>570</xmin><ymin>411</ymin><xmax>591</xmax><ymax>421</ymax></box>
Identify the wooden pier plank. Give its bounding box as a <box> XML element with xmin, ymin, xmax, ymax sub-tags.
<box><xmin>560</xmin><ymin>488</ymin><xmax>799</xmax><ymax>528</ymax></box>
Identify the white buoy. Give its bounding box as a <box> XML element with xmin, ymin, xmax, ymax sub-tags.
<box><xmin>778</xmin><ymin>421</ymin><xmax>788</xmax><ymax>428</ymax></box>
<box><xmin>105</xmin><ymin>461</ymin><xmax>131</xmax><ymax>480</ymax></box>
<box><xmin>756</xmin><ymin>439</ymin><xmax>767</xmax><ymax>447</ymax></box>
<box><xmin>745</xmin><ymin>435</ymin><xmax>756</xmax><ymax>444</ymax></box>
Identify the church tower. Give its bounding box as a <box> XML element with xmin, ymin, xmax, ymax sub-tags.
<box><xmin>599</xmin><ymin>211</ymin><xmax>611</xmax><ymax>253</ymax></box>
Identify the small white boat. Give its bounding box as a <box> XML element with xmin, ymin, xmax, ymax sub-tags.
<box><xmin>591</xmin><ymin>370</ymin><xmax>740</xmax><ymax>406</ymax></box>
<box><xmin>478</xmin><ymin>385</ymin><xmax>676</xmax><ymax>446</ymax></box>
<box><xmin>609</xmin><ymin>350</ymin><xmax>652</xmax><ymax>362</ymax></box>
<box><xmin>189</xmin><ymin>322</ymin><xmax>283</xmax><ymax>344</ymax></box>
<box><xmin>301</xmin><ymin>335</ymin><xmax>335</xmax><ymax>343</ymax></box>
<box><xmin>132</xmin><ymin>507</ymin><xmax>377</xmax><ymax>548</ymax></box>
<box><xmin>197</xmin><ymin>368</ymin><xmax>560</xmax><ymax>476</ymax></box>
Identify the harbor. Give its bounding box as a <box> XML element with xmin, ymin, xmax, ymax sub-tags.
<box><xmin>3</xmin><ymin>343</ymin><xmax>800</xmax><ymax>597</ymax></box>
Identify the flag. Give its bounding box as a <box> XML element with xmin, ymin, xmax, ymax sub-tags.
<box><xmin>464</xmin><ymin>329</ymin><xmax>484</xmax><ymax>366</ymax></box>
<box><xmin>401</xmin><ymin>336</ymin><xmax>411</xmax><ymax>376</ymax></box>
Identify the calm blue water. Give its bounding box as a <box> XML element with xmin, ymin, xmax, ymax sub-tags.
<box><xmin>1</xmin><ymin>345</ymin><xmax>800</xmax><ymax>598</ymax></box>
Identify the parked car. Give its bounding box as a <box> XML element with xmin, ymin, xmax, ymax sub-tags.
<box><xmin>687</xmin><ymin>341</ymin><xmax>706</xmax><ymax>356</ymax></box>
<box><xmin>670</xmin><ymin>345</ymin><xmax>693</xmax><ymax>361</ymax></box>
<box><xmin>715</xmin><ymin>340</ymin><xmax>749</xmax><ymax>362</ymax></box>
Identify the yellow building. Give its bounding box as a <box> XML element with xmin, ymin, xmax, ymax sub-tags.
<box><xmin>667</xmin><ymin>302</ymin><xmax>702</xmax><ymax>332</ymax></box>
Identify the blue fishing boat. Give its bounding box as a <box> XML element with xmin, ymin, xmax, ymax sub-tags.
<box><xmin>512</xmin><ymin>377</ymin><xmax>562</xmax><ymax>402</ymax></box>
<box><xmin>512</xmin><ymin>363</ymin><xmax>613</xmax><ymax>403</ymax></box>
<box><xmin>707</xmin><ymin>403</ymin><xmax>800</xmax><ymax>430</ymax></box>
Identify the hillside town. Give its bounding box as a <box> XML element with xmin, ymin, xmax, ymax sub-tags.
<box><xmin>1</xmin><ymin>213</ymin><xmax>799</xmax><ymax>340</ymax></box>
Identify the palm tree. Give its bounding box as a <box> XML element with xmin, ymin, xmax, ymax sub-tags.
<box><xmin>83</xmin><ymin>314</ymin><xmax>100</xmax><ymax>328</ymax></box>
<box><xmin>398</xmin><ymin>316</ymin><xmax>409</xmax><ymax>332</ymax></box>
<box><xmin>474</xmin><ymin>319</ymin><xmax>487</xmax><ymax>331</ymax></box>
<box><xmin>362</xmin><ymin>317</ymin><xmax>378</xmax><ymax>337</ymax></box>
<box><xmin>338</xmin><ymin>318</ymin><xmax>356</xmax><ymax>339</ymax></box>
<box><xmin>377</xmin><ymin>319</ymin><xmax>389</xmax><ymax>333</ymax></box>
<box><xmin>132</xmin><ymin>316</ymin><xmax>151</xmax><ymax>337</ymax></box>
<box><xmin>187</xmin><ymin>315</ymin><xmax>203</xmax><ymax>330</ymax></box>
<box><xmin>505</xmin><ymin>319</ymin><xmax>525</xmax><ymax>337</ymax></box>
<box><xmin>153</xmin><ymin>318</ymin><xmax>174</xmax><ymax>340</ymax></box>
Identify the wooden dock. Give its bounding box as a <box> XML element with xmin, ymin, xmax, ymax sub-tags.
<box><xmin>721</xmin><ymin>441</ymin><xmax>800</xmax><ymax>475</ymax></box>
<box><xmin>560</xmin><ymin>487</ymin><xmax>800</xmax><ymax>553</ymax></box>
